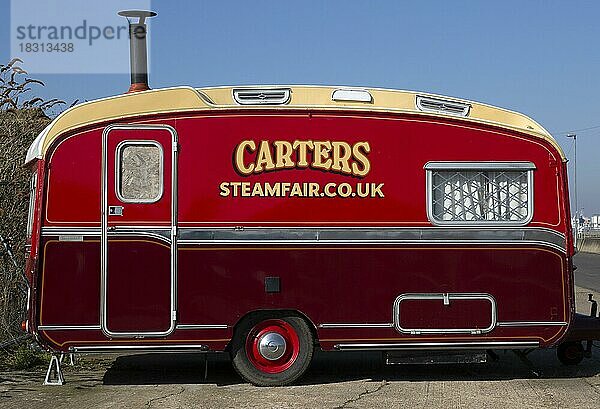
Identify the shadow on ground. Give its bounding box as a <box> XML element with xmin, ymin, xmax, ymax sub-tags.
<box><xmin>100</xmin><ymin>347</ymin><xmax>600</xmax><ymax>386</ymax></box>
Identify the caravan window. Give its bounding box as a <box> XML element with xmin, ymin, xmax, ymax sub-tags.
<box><xmin>116</xmin><ymin>141</ymin><xmax>163</xmax><ymax>203</ymax></box>
<box><xmin>425</xmin><ymin>162</ymin><xmax>535</xmax><ymax>225</ymax></box>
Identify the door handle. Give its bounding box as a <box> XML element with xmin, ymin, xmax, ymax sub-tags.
<box><xmin>108</xmin><ymin>206</ymin><xmax>124</xmax><ymax>216</ymax></box>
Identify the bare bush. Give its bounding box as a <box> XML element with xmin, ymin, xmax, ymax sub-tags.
<box><xmin>0</xmin><ymin>59</ymin><xmax>60</xmax><ymax>343</ymax></box>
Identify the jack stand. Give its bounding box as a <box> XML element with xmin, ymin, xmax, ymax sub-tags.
<box><xmin>44</xmin><ymin>355</ymin><xmax>65</xmax><ymax>385</ymax></box>
<box><xmin>588</xmin><ymin>294</ymin><xmax>598</xmax><ymax>318</ymax></box>
<box><xmin>203</xmin><ymin>354</ymin><xmax>208</xmax><ymax>381</ymax></box>
<box><xmin>60</xmin><ymin>353</ymin><xmax>75</xmax><ymax>366</ymax></box>
<box><xmin>513</xmin><ymin>349</ymin><xmax>541</xmax><ymax>378</ymax></box>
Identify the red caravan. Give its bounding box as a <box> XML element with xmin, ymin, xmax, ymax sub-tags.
<box><xmin>21</xmin><ymin>83</ymin><xmax>600</xmax><ymax>385</ymax></box>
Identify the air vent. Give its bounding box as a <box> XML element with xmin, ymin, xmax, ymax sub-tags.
<box><xmin>233</xmin><ymin>88</ymin><xmax>291</xmax><ymax>105</ymax></box>
<box><xmin>416</xmin><ymin>96</ymin><xmax>471</xmax><ymax>117</ymax></box>
<box><xmin>331</xmin><ymin>88</ymin><xmax>373</xmax><ymax>103</ymax></box>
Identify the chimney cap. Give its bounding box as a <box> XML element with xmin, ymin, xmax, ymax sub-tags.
<box><xmin>118</xmin><ymin>10</ymin><xmax>157</xmax><ymax>24</ymax></box>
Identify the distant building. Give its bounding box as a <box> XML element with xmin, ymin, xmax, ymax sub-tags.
<box><xmin>592</xmin><ymin>214</ymin><xmax>600</xmax><ymax>229</ymax></box>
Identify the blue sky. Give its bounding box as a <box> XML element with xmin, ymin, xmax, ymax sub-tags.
<box><xmin>2</xmin><ymin>1</ymin><xmax>600</xmax><ymax>214</ymax></box>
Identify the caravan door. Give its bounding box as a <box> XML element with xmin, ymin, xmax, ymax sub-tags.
<box><xmin>101</xmin><ymin>124</ymin><xmax>177</xmax><ymax>337</ymax></box>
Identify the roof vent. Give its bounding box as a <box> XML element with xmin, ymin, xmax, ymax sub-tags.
<box><xmin>331</xmin><ymin>88</ymin><xmax>373</xmax><ymax>103</ymax></box>
<box><xmin>233</xmin><ymin>88</ymin><xmax>291</xmax><ymax>105</ymax></box>
<box><xmin>416</xmin><ymin>96</ymin><xmax>471</xmax><ymax>117</ymax></box>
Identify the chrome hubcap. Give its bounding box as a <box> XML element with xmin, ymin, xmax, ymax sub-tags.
<box><xmin>257</xmin><ymin>332</ymin><xmax>287</xmax><ymax>360</ymax></box>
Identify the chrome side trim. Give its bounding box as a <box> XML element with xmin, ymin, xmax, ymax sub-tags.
<box><xmin>101</xmin><ymin>124</ymin><xmax>179</xmax><ymax>339</ymax></box>
<box><xmin>38</xmin><ymin>325</ymin><xmax>101</xmax><ymax>331</ymax></box>
<box><xmin>319</xmin><ymin>321</ymin><xmax>568</xmax><ymax>329</ymax></box>
<box><xmin>496</xmin><ymin>321</ymin><xmax>568</xmax><ymax>327</ymax></box>
<box><xmin>319</xmin><ymin>323</ymin><xmax>394</xmax><ymax>329</ymax></box>
<box><xmin>176</xmin><ymin>324</ymin><xmax>228</xmax><ymax>330</ymax></box>
<box><xmin>70</xmin><ymin>344</ymin><xmax>209</xmax><ymax>353</ymax></box>
<box><xmin>41</xmin><ymin>226</ymin><xmax>566</xmax><ymax>253</ymax></box>
<box><xmin>41</xmin><ymin>226</ymin><xmax>565</xmax><ymax>242</ymax></box>
<box><xmin>393</xmin><ymin>293</ymin><xmax>497</xmax><ymax>335</ymax></box>
<box><xmin>42</xmin><ymin>227</ymin><xmax>100</xmax><ymax>236</ymax></box>
<box><xmin>177</xmin><ymin>227</ymin><xmax>566</xmax><ymax>252</ymax></box>
<box><xmin>334</xmin><ymin>341</ymin><xmax>540</xmax><ymax>351</ymax></box>
<box><xmin>176</xmin><ymin>240</ymin><xmax>564</xmax><ymax>253</ymax></box>
<box><xmin>109</xmin><ymin>228</ymin><xmax>171</xmax><ymax>244</ymax></box>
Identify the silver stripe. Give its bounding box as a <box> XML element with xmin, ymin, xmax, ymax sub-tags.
<box><xmin>42</xmin><ymin>228</ymin><xmax>100</xmax><ymax>236</ymax></box>
<box><xmin>176</xmin><ymin>324</ymin><xmax>228</xmax><ymax>330</ymax></box>
<box><xmin>41</xmin><ymin>227</ymin><xmax>566</xmax><ymax>252</ymax></box>
<box><xmin>38</xmin><ymin>325</ymin><xmax>101</xmax><ymax>331</ymax></box>
<box><xmin>496</xmin><ymin>321</ymin><xmax>568</xmax><ymax>327</ymax></box>
<box><xmin>319</xmin><ymin>323</ymin><xmax>394</xmax><ymax>329</ymax></box>
<box><xmin>319</xmin><ymin>321</ymin><xmax>568</xmax><ymax>329</ymax></box>
<box><xmin>71</xmin><ymin>345</ymin><xmax>209</xmax><ymax>353</ymax></box>
<box><xmin>334</xmin><ymin>341</ymin><xmax>540</xmax><ymax>351</ymax></box>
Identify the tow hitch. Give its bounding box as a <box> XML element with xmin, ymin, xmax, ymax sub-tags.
<box><xmin>557</xmin><ymin>294</ymin><xmax>599</xmax><ymax>365</ymax></box>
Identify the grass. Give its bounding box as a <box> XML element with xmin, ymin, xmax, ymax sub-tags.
<box><xmin>0</xmin><ymin>344</ymin><xmax>49</xmax><ymax>370</ymax></box>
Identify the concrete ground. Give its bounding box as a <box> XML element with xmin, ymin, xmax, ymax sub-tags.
<box><xmin>2</xmin><ymin>254</ymin><xmax>600</xmax><ymax>408</ymax></box>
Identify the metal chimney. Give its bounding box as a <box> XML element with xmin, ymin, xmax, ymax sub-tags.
<box><xmin>118</xmin><ymin>10</ymin><xmax>157</xmax><ymax>93</ymax></box>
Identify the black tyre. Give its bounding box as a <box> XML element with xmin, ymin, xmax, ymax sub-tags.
<box><xmin>230</xmin><ymin>314</ymin><xmax>314</xmax><ymax>386</ymax></box>
<box><xmin>557</xmin><ymin>341</ymin><xmax>584</xmax><ymax>365</ymax></box>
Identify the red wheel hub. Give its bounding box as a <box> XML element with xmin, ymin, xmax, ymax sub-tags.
<box><xmin>245</xmin><ymin>319</ymin><xmax>300</xmax><ymax>374</ymax></box>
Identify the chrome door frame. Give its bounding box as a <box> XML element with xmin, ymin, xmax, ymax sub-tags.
<box><xmin>100</xmin><ymin>123</ymin><xmax>178</xmax><ymax>338</ymax></box>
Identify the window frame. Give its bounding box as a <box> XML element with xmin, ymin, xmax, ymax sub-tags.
<box><xmin>424</xmin><ymin>161</ymin><xmax>535</xmax><ymax>227</ymax></box>
<box><xmin>115</xmin><ymin>140</ymin><xmax>164</xmax><ymax>204</ymax></box>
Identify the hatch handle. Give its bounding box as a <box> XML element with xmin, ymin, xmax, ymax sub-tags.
<box><xmin>108</xmin><ymin>206</ymin><xmax>124</xmax><ymax>216</ymax></box>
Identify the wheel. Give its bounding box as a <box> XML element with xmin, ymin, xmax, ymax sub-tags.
<box><xmin>557</xmin><ymin>341</ymin><xmax>584</xmax><ymax>365</ymax></box>
<box><xmin>230</xmin><ymin>315</ymin><xmax>314</xmax><ymax>386</ymax></box>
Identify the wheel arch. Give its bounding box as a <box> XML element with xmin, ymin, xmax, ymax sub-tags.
<box><xmin>226</xmin><ymin>309</ymin><xmax>319</xmax><ymax>351</ymax></box>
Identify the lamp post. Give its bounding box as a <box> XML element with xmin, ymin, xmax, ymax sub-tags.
<box><xmin>566</xmin><ymin>133</ymin><xmax>578</xmax><ymax>236</ymax></box>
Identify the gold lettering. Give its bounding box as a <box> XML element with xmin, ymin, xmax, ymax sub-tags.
<box><xmin>230</xmin><ymin>181</ymin><xmax>241</xmax><ymax>196</ymax></box>
<box><xmin>356</xmin><ymin>183</ymin><xmax>369</xmax><ymax>198</ymax></box>
<box><xmin>309</xmin><ymin>183</ymin><xmax>320</xmax><ymax>197</ymax></box>
<box><xmin>254</xmin><ymin>141</ymin><xmax>276</xmax><ymax>173</ymax></box>
<box><xmin>251</xmin><ymin>182</ymin><xmax>264</xmax><ymax>197</ymax></box>
<box><xmin>290</xmin><ymin>183</ymin><xmax>302</xmax><ymax>196</ymax></box>
<box><xmin>312</xmin><ymin>141</ymin><xmax>332</xmax><ymax>170</ymax></box>
<box><xmin>241</xmin><ymin>182</ymin><xmax>251</xmax><ymax>197</ymax></box>
<box><xmin>234</xmin><ymin>140</ymin><xmax>256</xmax><ymax>176</ymax></box>
<box><xmin>371</xmin><ymin>183</ymin><xmax>384</xmax><ymax>198</ymax></box>
<box><xmin>292</xmin><ymin>140</ymin><xmax>314</xmax><ymax>167</ymax></box>
<box><xmin>219</xmin><ymin>182</ymin><xmax>230</xmax><ymax>197</ymax></box>
<box><xmin>352</xmin><ymin>142</ymin><xmax>371</xmax><ymax>177</ymax></box>
<box><xmin>274</xmin><ymin>141</ymin><xmax>295</xmax><ymax>169</ymax></box>
<box><xmin>338</xmin><ymin>183</ymin><xmax>352</xmax><ymax>197</ymax></box>
<box><xmin>331</xmin><ymin>142</ymin><xmax>352</xmax><ymax>174</ymax></box>
<box><xmin>324</xmin><ymin>183</ymin><xmax>336</xmax><ymax>197</ymax></box>
<box><xmin>281</xmin><ymin>182</ymin><xmax>291</xmax><ymax>197</ymax></box>
<box><xmin>265</xmin><ymin>182</ymin><xmax>280</xmax><ymax>196</ymax></box>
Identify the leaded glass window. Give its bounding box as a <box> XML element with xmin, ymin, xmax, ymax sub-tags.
<box><xmin>426</xmin><ymin>163</ymin><xmax>534</xmax><ymax>224</ymax></box>
<box><xmin>117</xmin><ymin>142</ymin><xmax>163</xmax><ymax>203</ymax></box>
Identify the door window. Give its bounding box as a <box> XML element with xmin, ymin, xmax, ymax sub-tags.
<box><xmin>116</xmin><ymin>141</ymin><xmax>163</xmax><ymax>203</ymax></box>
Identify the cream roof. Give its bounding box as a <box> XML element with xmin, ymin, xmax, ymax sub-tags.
<box><xmin>25</xmin><ymin>85</ymin><xmax>564</xmax><ymax>164</ymax></box>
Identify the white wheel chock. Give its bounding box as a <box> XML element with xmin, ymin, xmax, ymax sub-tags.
<box><xmin>44</xmin><ymin>354</ymin><xmax>65</xmax><ymax>385</ymax></box>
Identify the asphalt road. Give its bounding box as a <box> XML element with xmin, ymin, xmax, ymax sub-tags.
<box><xmin>574</xmin><ymin>252</ymin><xmax>600</xmax><ymax>292</ymax></box>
